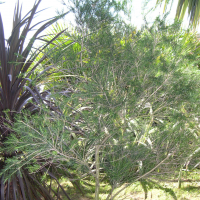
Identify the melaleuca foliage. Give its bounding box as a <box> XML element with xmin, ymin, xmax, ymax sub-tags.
<box><xmin>3</xmin><ymin>14</ymin><xmax>200</xmax><ymax>199</ymax></box>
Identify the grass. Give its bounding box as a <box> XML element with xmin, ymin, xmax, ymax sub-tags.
<box><xmin>47</xmin><ymin>170</ymin><xmax>200</xmax><ymax>199</ymax></box>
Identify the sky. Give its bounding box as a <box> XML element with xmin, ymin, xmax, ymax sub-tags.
<box><xmin>0</xmin><ymin>0</ymin><xmax>69</xmax><ymax>39</ymax></box>
<box><xmin>0</xmin><ymin>0</ymin><xmax>198</xmax><ymax>40</ymax></box>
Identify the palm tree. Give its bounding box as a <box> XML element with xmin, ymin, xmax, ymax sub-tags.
<box><xmin>156</xmin><ymin>0</ymin><xmax>200</xmax><ymax>29</ymax></box>
<box><xmin>0</xmin><ymin>0</ymin><xmax>71</xmax><ymax>199</ymax></box>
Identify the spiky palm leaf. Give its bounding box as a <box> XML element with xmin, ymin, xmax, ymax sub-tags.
<box><xmin>176</xmin><ymin>0</ymin><xmax>200</xmax><ymax>28</ymax></box>
<box><xmin>156</xmin><ymin>0</ymin><xmax>200</xmax><ymax>28</ymax></box>
<box><xmin>0</xmin><ymin>0</ymin><xmax>71</xmax><ymax>199</ymax></box>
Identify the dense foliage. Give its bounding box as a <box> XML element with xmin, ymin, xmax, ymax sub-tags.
<box><xmin>1</xmin><ymin>0</ymin><xmax>200</xmax><ymax>199</ymax></box>
<box><xmin>2</xmin><ymin>15</ymin><xmax>200</xmax><ymax>199</ymax></box>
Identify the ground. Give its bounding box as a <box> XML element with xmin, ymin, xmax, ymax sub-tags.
<box><xmin>49</xmin><ymin>170</ymin><xmax>200</xmax><ymax>199</ymax></box>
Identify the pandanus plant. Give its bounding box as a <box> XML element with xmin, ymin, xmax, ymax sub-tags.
<box><xmin>0</xmin><ymin>0</ymin><xmax>71</xmax><ymax>199</ymax></box>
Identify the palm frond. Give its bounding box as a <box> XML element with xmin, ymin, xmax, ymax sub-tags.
<box><xmin>156</xmin><ymin>0</ymin><xmax>200</xmax><ymax>28</ymax></box>
<box><xmin>0</xmin><ymin>0</ymin><xmax>71</xmax><ymax>199</ymax></box>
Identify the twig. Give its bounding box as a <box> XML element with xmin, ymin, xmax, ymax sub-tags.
<box><xmin>107</xmin><ymin>152</ymin><xmax>174</xmax><ymax>200</ymax></box>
